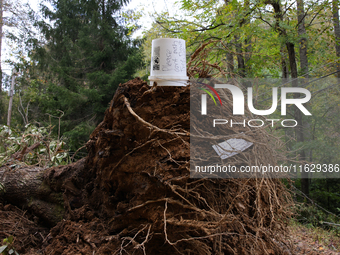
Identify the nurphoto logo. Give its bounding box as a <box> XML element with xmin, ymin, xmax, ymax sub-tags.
<box><xmin>201</xmin><ymin>84</ymin><xmax>312</xmax><ymax>116</ymax></box>
<box><xmin>201</xmin><ymin>84</ymin><xmax>312</xmax><ymax>128</ymax></box>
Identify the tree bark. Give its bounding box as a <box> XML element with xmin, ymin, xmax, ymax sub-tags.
<box><xmin>235</xmin><ymin>35</ymin><xmax>246</xmax><ymax>77</ymax></box>
<box><xmin>0</xmin><ymin>159</ymin><xmax>86</xmax><ymax>226</ymax></box>
<box><xmin>226</xmin><ymin>43</ymin><xmax>234</xmax><ymax>74</ymax></box>
<box><xmin>7</xmin><ymin>72</ymin><xmax>15</xmax><ymax>127</ymax></box>
<box><xmin>281</xmin><ymin>46</ymin><xmax>289</xmax><ymax>78</ymax></box>
<box><xmin>286</xmin><ymin>42</ymin><xmax>298</xmax><ymax>79</ymax></box>
<box><xmin>244</xmin><ymin>0</ymin><xmax>252</xmax><ymax>75</ymax></box>
<box><xmin>297</xmin><ymin>0</ymin><xmax>309</xmax><ymax>78</ymax></box>
<box><xmin>297</xmin><ymin>0</ymin><xmax>309</xmax><ymax>197</ymax></box>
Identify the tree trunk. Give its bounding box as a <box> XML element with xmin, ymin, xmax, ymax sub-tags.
<box><xmin>235</xmin><ymin>35</ymin><xmax>246</xmax><ymax>77</ymax></box>
<box><xmin>297</xmin><ymin>0</ymin><xmax>309</xmax><ymax>77</ymax></box>
<box><xmin>0</xmin><ymin>159</ymin><xmax>86</xmax><ymax>226</ymax></box>
<box><xmin>297</xmin><ymin>0</ymin><xmax>309</xmax><ymax>197</ymax></box>
<box><xmin>287</xmin><ymin>38</ymin><xmax>309</xmax><ymax>198</ymax></box>
<box><xmin>226</xmin><ymin>43</ymin><xmax>234</xmax><ymax>74</ymax></box>
<box><xmin>269</xmin><ymin>0</ymin><xmax>309</xmax><ymax>197</ymax></box>
<box><xmin>286</xmin><ymin>42</ymin><xmax>298</xmax><ymax>79</ymax></box>
<box><xmin>244</xmin><ymin>0</ymin><xmax>252</xmax><ymax>75</ymax></box>
<box><xmin>281</xmin><ymin>46</ymin><xmax>289</xmax><ymax>78</ymax></box>
<box><xmin>333</xmin><ymin>0</ymin><xmax>340</xmax><ymax>77</ymax></box>
<box><xmin>7</xmin><ymin>72</ymin><xmax>15</xmax><ymax>127</ymax></box>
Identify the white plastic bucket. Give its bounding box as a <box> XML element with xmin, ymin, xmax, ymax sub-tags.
<box><xmin>148</xmin><ymin>38</ymin><xmax>188</xmax><ymax>86</ymax></box>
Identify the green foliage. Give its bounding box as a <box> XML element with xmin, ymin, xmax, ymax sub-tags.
<box><xmin>295</xmin><ymin>204</ymin><xmax>340</xmax><ymax>234</ymax></box>
<box><xmin>1</xmin><ymin>0</ymin><xmax>144</xmax><ymax>152</ymax></box>
<box><xmin>0</xmin><ymin>124</ymin><xmax>69</xmax><ymax>167</ymax></box>
<box><xmin>0</xmin><ymin>236</ymin><xmax>19</xmax><ymax>255</ymax></box>
<box><xmin>140</xmin><ymin>0</ymin><xmax>339</xmax><ymax>79</ymax></box>
<box><xmin>63</xmin><ymin>122</ymin><xmax>95</xmax><ymax>153</ymax></box>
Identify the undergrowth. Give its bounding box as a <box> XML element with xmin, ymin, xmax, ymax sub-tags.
<box><xmin>295</xmin><ymin>203</ymin><xmax>340</xmax><ymax>232</ymax></box>
<box><xmin>0</xmin><ymin>124</ymin><xmax>70</xmax><ymax>167</ymax></box>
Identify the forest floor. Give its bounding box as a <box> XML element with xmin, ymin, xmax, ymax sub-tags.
<box><xmin>1</xmin><ymin>203</ymin><xmax>340</xmax><ymax>254</ymax></box>
<box><xmin>288</xmin><ymin>221</ymin><xmax>340</xmax><ymax>254</ymax></box>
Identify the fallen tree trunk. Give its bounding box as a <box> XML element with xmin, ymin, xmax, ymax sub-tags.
<box><xmin>0</xmin><ymin>158</ymin><xmax>85</xmax><ymax>226</ymax></box>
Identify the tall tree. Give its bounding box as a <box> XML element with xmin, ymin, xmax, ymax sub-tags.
<box><xmin>297</xmin><ymin>0</ymin><xmax>309</xmax><ymax>77</ymax></box>
<box><xmin>297</xmin><ymin>0</ymin><xmax>309</xmax><ymax>196</ymax></box>
<box><xmin>267</xmin><ymin>0</ymin><xmax>309</xmax><ymax>196</ymax></box>
<box><xmin>31</xmin><ymin>0</ymin><xmax>142</xmax><ymax>151</ymax></box>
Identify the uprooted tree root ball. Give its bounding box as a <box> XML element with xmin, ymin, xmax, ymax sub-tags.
<box><xmin>1</xmin><ymin>78</ymin><xmax>294</xmax><ymax>254</ymax></box>
<box><xmin>49</xmin><ymin>78</ymin><xmax>293</xmax><ymax>254</ymax></box>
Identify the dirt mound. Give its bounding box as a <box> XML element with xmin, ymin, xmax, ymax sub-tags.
<box><xmin>37</xmin><ymin>78</ymin><xmax>292</xmax><ymax>254</ymax></box>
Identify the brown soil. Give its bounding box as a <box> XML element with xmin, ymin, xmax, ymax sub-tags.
<box><xmin>1</xmin><ymin>78</ymin><xmax>294</xmax><ymax>254</ymax></box>
<box><xmin>0</xmin><ymin>203</ymin><xmax>49</xmax><ymax>254</ymax></box>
